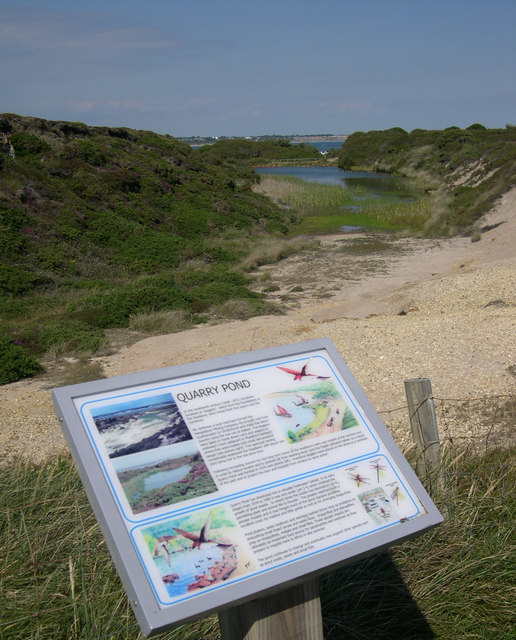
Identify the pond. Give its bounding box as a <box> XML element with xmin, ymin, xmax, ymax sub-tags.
<box><xmin>256</xmin><ymin>166</ymin><xmax>425</xmax><ymax>233</ymax></box>
<box><xmin>143</xmin><ymin>464</ymin><xmax>191</xmax><ymax>491</ymax></box>
<box><xmin>256</xmin><ymin>166</ymin><xmax>420</xmax><ymax>199</ymax></box>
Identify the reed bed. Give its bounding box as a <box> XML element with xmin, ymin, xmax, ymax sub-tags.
<box><xmin>255</xmin><ymin>175</ymin><xmax>432</xmax><ymax>234</ymax></box>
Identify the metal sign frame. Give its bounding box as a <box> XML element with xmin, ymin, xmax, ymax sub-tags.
<box><xmin>53</xmin><ymin>338</ymin><xmax>442</xmax><ymax>636</ymax></box>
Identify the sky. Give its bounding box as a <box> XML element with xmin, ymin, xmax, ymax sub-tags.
<box><xmin>1</xmin><ymin>0</ymin><xmax>515</xmax><ymax>137</ymax></box>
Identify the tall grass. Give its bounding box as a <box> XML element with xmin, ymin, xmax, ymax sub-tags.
<box><xmin>254</xmin><ymin>175</ymin><xmax>432</xmax><ymax>234</ymax></box>
<box><xmin>239</xmin><ymin>235</ymin><xmax>319</xmax><ymax>271</ymax></box>
<box><xmin>1</xmin><ymin>444</ymin><xmax>513</xmax><ymax>639</ymax></box>
<box><xmin>321</xmin><ymin>445</ymin><xmax>515</xmax><ymax>639</ymax></box>
<box><xmin>128</xmin><ymin>309</ymin><xmax>192</xmax><ymax>335</ymax></box>
<box><xmin>0</xmin><ymin>457</ymin><xmax>219</xmax><ymax>640</ymax></box>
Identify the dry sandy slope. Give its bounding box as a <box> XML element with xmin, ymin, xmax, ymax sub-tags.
<box><xmin>1</xmin><ymin>188</ymin><xmax>515</xmax><ymax>463</ymax></box>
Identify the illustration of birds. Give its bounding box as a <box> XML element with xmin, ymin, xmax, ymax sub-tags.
<box><xmin>153</xmin><ymin>535</ymin><xmax>176</xmax><ymax>566</ymax></box>
<box><xmin>277</xmin><ymin>362</ymin><xmax>329</xmax><ymax>381</ymax></box>
<box><xmin>173</xmin><ymin>511</ymin><xmax>232</xmax><ymax>549</ymax></box>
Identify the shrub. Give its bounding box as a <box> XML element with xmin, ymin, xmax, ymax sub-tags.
<box><xmin>0</xmin><ymin>264</ymin><xmax>36</xmax><ymax>295</ymax></box>
<box><xmin>9</xmin><ymin>131</ymin><xmax>50</xmax><ymax>156</ymax></box>
<box><xmin>40</xmin><ymin>320</ymin><xmax>105</xmax><ymax>354</ymax></box>
<box><xmin>69</xmin><ymin>274</ymin><xmax>190</xmax><ymax>327</ymax></box>
<box><xmin>0</xmin><ymin>336</ymin><xmax>43</xmax><ymax>384</ymax></box>
<box><xmin>75</xmin><ymin>140</ymin><xmax>108</xmax><ymax>166</ymax></box>
<box><xmin>11</xmin><ymin>320</ymin><xmax>105</xmax><ymax>356</ymax></box>
<box><xmin>0</xmin><ymin>204</ymin><xmax>29</xmax><ymax>258</ymax></box>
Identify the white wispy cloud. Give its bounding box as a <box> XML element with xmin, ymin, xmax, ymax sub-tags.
<box><xmin>319</xmin><ymin>101</ymin><xmax>373</xmax><ymax>113</ymax></box>
<box><xmin>0</xmin><ymin>6</ymin><xmax>184</xmax><ymax>79</ymax></box>
<box><xmin>70</xmin><ymin>99</ymin><xmax>166</xmax><ymax>113</ymax></box>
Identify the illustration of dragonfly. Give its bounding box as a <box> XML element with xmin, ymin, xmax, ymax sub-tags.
<box><xmin>390</xmin><ymin>486</ymin><xmax>400</xmax><ymax>505</ymax></box>
<box><xmin>347</xmin><ymin>472</ymin><xmax>369</xmax><ymax>487</ymax></box>
<box><xmin>274</xmin><ymin>405</ymin><xmax>292</xmax><ymax>418</ymax></box>
<box><xmin>370</xmin><ymin>460</ymin><xmax>387</xmax><ymax>482</ymax></box>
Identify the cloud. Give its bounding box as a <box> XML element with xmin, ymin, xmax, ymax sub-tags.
<box><xmin>319</xmin><ymin>101</ymin><xmax>373</xmax><ymax>114</ymax></box>
<box><xmin>181</xmin><ymin>98</ymin><xmax>216</xmax><ymax>108</ymax></box>
<box><xmin>71</xmin><ymin>101</ymin><xmax>100</xmax><ymax>112</ymax></box>
<box><xmin>68</xmin><ymin>99</ymin><xmax>167</xmax><ymax>114</ymax></box>
<box><xmin>0</xmin><ymin>6</ymin><xmax>185</xmax><ymax>80</ymax></box>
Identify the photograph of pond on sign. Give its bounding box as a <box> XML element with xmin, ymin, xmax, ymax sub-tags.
<box><xmin>111</xmin><ymin>440</ymin><xmax>218</xmax><ymax>514</ymax></box>
<box><xmin>139</xmin><ymin>506</ymin><xmax>257</xmax><ymax>602</ymax></box>
<box><xmin>265</xmin><ymin>375</ymin><xmax>359</xmax><ymax>444</ymax></box>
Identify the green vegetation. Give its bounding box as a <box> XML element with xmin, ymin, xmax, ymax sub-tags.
<box><xmin>195</xmin><ymin>137</ymin><xmax>324</xmax><ymax>177</ymax></box>
<box><xmin>1</xmin><ymin>444</ymin><xmax>512</xmax><ymax>638</ymax></box>
<box><xmin>0</xmin><ymin>335</ymin><xmax>43</xmax><ymax>384</ymax></box>
<box><xmin>2</xmin><ymin>116</ymin><xmax>514</xmax><ymax>383</ymax></box>
<box><xmin>338</xmin><ymin>125</ymin><xmax>516</xmax><ymax>233</ymax></box>
<box><xmin>254</xmin><ymin>174</ymin><xmax>432</xmax><ymax>234</ymax></box>
<box><xmin>0</xmin><ymin>115</ymin><xmax>301</xmax><ymax>383</ymax></box>
<box><xmin>195</xmin><ymin>137</ymin><xmax>321</xmax><ymax>164</ymax></box>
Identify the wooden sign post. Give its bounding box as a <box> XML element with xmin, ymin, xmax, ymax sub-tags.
<box><xmin>53</xmin><ymin>339</ymin><xmax>442</xmax><ymax>636</ymax></box>
<box><xmin>218</xmin><ymin>578</ymin><xmax>323</xmax><ymax>640</ymax></box>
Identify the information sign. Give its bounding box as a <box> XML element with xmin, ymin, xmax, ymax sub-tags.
<box><xmin>53</xmin><ymin>338</ymin><xmax>442</xmax><ymax>636</ymax></box>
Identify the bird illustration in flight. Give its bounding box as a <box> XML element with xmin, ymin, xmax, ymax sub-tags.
<box><xmin>173</xmin><ymin>511</ymin><xmax>232</xmax><ymax>549</ymax></box>
<box><xmin>277</xmin><ymin>361</ymin><xmax>329</xmax><ymax>381</ymax></box>
<box><xmin>153</xmin><ymin>535</ymin><xmax>175</xmax><ymax>566</ymax></box>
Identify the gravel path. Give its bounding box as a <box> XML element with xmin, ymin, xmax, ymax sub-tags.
<box><xmin>1</xmin><ymin>188</ymin><xmax>515</xmax><ymax>465</ymax></box>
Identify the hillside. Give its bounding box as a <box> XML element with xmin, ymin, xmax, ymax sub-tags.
<box><xmin>2</xmin><ymin>116</ymin><xmax>515</xmax><ymax>385</ymax></box>
<box><xmin>0</xmin><ymin>114</ymin><xmax>300</xmax><ymax>383</ymax></box>
<box><xmin>338</xmin><ymin>125</ymin><xmax>516</xmax><ymax>233</ymax></box>
<box><xmin>195</xmin><ymin>137</ymin><xmax>322</xmax><ymax>167</ymax></box>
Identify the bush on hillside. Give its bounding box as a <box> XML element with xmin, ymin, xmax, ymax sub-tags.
<box><xmin>0</xmin><ymin>337</ymin><xmax>43</xmax><ymax>384</ymax></box>
<box><xmin>9</xmin><ymin>131</ymin><xmax>50</xmax><ymax>156</ymax></box>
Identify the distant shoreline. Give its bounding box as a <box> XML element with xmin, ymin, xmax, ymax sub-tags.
<box><xmin>290</xmin><ymin>135</ymin><xmax>348</xmax><ymax>143</ymax></box>
<box><xmin>181</xmin><ymin>134</ymin><xmax>348</xmax><ymax>146</ymax></box>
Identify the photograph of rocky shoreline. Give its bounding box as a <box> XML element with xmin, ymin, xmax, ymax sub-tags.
<box><xmin>91</xmin><ymin>393</ymin><xmax>191</xmax><ymax>458</ymax></box>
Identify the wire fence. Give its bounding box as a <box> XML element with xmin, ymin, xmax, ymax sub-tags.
<box><xmin>379</xmin><ymin>392</ymin><xmax>515</xmax><ymax>454</ymax></box>
<box><xmin>1</xmin><ymin>393</ymin><xmax>514</xmax><ymax>640</ymax></box>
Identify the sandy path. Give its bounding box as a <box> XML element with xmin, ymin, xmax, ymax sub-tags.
<box><xmin>1</xmin><ymin>188</ymin><xmax>515</xmax><ymax>463</ymax></box>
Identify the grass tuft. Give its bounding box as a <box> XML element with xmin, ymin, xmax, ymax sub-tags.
<box><xmin>239</xmin><ymin>235</ymin><xmax>318</xmax><ymax>271</ymax></box>
<box><xmin>128</xmin><ymin>309</ymin><xmax>192</xmax><ymax>335</ymax></box>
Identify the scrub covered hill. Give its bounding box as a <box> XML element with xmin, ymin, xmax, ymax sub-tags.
<box><xmin>0</xmin><ymin>115</ymin><xmax>299</xmax><ymax>383</ymax></box>
<box><xmin>338</xmin><ymin>125</ymin><xmax>516</xmax><ymax>234</ymax></box>
<box><xmin>195</xmin><ymin>137</ymin><xmax>322</xmax><ymax>169</ymax></box>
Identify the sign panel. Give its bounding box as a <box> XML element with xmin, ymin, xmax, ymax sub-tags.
<box><xmin>53</xmin><ymin>339</ymin><xmax>442</xmax><ymax>636</ymax></box>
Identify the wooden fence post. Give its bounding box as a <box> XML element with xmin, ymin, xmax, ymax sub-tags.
<box><xmin>218</xmin><ymin>578</ymin><xmax>324</xmax><ymax>640</ymax></box>
<box><xmin>404</xmin><ymin>378</ymin><xmax>442</xmax><ymax>492</ymax></box>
